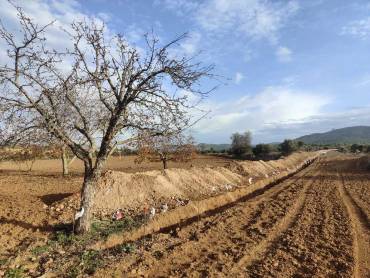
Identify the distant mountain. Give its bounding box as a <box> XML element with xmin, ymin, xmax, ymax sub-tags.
<box><xmin>197</xmin><ymin>143</ymin><xmax>231</xmax><ymax>152</ymax></box>
<box><xmin>296</xmin><ymin>126</ymin><xmax>370</xmax><ymax>145</ymax></box>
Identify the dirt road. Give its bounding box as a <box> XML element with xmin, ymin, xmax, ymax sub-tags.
<box><xmin>96</xmin><ymin>153</ymin><xmax>369</xmax><ymax>277</ymax></box>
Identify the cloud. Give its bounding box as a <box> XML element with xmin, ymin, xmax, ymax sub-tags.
<box><xmin>235</xmin><ymin>72</ymin><xmax>244</xmax><ymax>84</ymax></box>
<box><xmin>195</xmin><ymin>0</ymin><xmax>299</xmax><ymax>42</ymax></box>
<box><xmin>154</xmin><ymin>0</ymin><xmax>199</xmax><ymax>16</ymax></box>
<box><xmin>356</xmin><ymin>74</ymin><xmax>370</xmax><ymax>87</ymax></box>
<box><xmin>193</xmin><ymin>86</ymin><xmax>331</xmax><ymax>142</ymax></box>
<box><xmin>180</xmin><ymin>32</ymin><xmax>202</xmax><ymax>55</ymax></box>
<box><xmin>157</xmin><ymin>0</ymin><xmax>299</xmax><ymax>43</ymax></box>
<box><xmin>256</xmin><ymin>107</ymin><xmax>370</xmax><ymax>143</ymax></box>
<box><xmin>342</xmin><ymin>17</ymin><xmax>370</xmax><ymax>39</ymax></box>
<box><xmin>276</xmin><ymin>46</ymin><xmax>292</xmax><ymax>63</ymax></box>
<box><xmin>0</xmin><ymin>1</ymin><xmax>106</xmax><ymax>62</ymax></box>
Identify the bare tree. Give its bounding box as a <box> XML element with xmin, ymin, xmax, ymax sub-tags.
<box><xmin>135</xmin><ymin>132</ymin><xmax>196</xmax><ymax>169</ymax></box>
<box><xmin>0</xmin><ymin>5</ymin><xmax>213</xmax><ymax>232</ymax></box>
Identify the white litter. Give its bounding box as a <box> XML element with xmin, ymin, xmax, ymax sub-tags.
<box><xmin>74</xmin><ymin>207</ymin><xmax>84</xmax><ymax>220</ymax></box>
<box><xmin>149</xmin><ymin>207</ymin><xmax>156</xmax><ymax>219</ymax></box>
<box><xmin>224</xmin><ymin>184</ymin><xmax>232</xmax><ymax>190</ymax></box>
<box><xmin>161</xmin><ymin>204</ymin><xmax>168</xmax><ymax>213</ymax></box>
<box><xmin>248</xmin><ymin>177</ymin><xmax>253</xmax><ymax>185</ymax></box>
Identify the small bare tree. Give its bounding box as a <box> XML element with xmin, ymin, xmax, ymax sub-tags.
<box><xmin>136</xmin><ymin>132</ymin><xmax>196</xmax><ymax>169</ymax></box>
<box><xmin>0</xmin><ymin>4</ymin><xmax>213</xmax><ymax>232</ymax></box>
<box><xmin>8</xmin><ymin>145</ymin><xmax>43</xmax><ymax>172</ymax></box>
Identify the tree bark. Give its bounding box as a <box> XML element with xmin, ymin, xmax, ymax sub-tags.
<box><xmin>162</xmin><ymin>159</ymin><xmax>167</xmax><ymax>170</ymax></box>
<box><xmin>61</xmin><ymin>145</ymin><xmax>69</xmax><ymax>176</ymax></box>
<box><xmin>75</xmin><ymin>160</ymin><xmax>102</xmax><ymax>233</ymax></box>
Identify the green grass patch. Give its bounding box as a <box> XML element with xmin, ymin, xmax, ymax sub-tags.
<box><xmin>91</xmin><ymin>215</ymin><xmax>147</xmax><ymax>239</ymax></box>
<box><xmin>81</xmin><ymin>250</ymin><xmax>102</xmax><ymax>275</ymax></box>
<box><xmin>4</xmin><ymin>267</ymin><xmax>24</xmax><ymax>278</ymax></box>
<box><xmin>31</xmin><ymin>245</ymin><xmax>49</xmax><ymax>256</ymax></box>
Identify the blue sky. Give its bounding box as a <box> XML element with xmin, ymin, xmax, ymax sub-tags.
<box><xmin>1</xmin><ymin>0</ymin><xmax>370</xmax><ymax>144</ymax></box>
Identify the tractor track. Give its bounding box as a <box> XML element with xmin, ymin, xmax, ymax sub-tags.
<box><xmin>94</xmin><ymin>153</ymin><xmax>369</xmax><ymax>278</ymax></box>
<box><xmin>338</xmin><ymin>173</ymin><xmax>370</xmax><ymax>278</ymax></box>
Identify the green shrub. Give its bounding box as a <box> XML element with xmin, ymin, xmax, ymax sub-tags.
<box><xmin>119</xmin><ymin>243</ymin><xmax>136</xmax><ymax>254</ymax></box>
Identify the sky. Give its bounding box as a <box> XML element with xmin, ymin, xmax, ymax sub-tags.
<box><xmin>1</xmin><ymin>0</ymin><xmax>370</xmax><ymax>144</ymax></box>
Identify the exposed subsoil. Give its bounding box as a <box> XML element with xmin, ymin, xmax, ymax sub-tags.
<box><xmin>94</xmin><ymin>152</ymin><xmax>369</xmax><ymax>278</ymax></box>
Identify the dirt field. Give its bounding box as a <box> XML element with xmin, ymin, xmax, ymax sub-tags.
<box><xmin>0</xmin><ymin>154</ymin><xmax>229</xmax><ymax>175</ymax></box>
<box><xmin>0</xmin><ymin>152</ymin><xmax>369</xmax><ymax>277</ymax></box>
<box><xmin>94</xmin><ymin>152</ymin><xmax>369</xmax><ymax>278</ymax></box>
<box><xmin>0</xmin><ymin>155</ymin><xmax>229</xmax><ymax>256</ymax></box>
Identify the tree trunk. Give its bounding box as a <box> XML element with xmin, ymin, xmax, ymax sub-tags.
<box><xmin>75</xmin><ymin>161</ymin><xmax>102</xmax><ymax>233</ymax></box>
<box><xmin>162</xmin><ymin>158</ymin><xmax>167</xmax><ymax>170</ymax></box>
<box><xmin>61</xmin><ymin>145</ymin><xmax>69</xmax><ymax>176</ymax></box>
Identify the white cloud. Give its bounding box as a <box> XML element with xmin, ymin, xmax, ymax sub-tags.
<box><xmin>157</xmin><ymin>0</ymin><xmax>299</xmax><ymax>43</ymax></box>
<box><xmin>180</xmin><ymin>32</ymin><xmax>201</xmax><ymax>55</ymax></box>
<box><xmin>0</xmin><ymin>1</ymin><xmax>128</xmax><ymax>74</ymax></box>
<box><xmin>154</xmin><ymin>0</ymin><xmax>199</xmax><ymax>16</ymax></box>
<box><xmin>342</xmin><ymin>17</ymin><xmax>370</xmax><ymax>39</ymax></box>
<box><xmin>276</xmin><ymin>46</ymin><xmax>292</xmax><ymax>63</ymax></box>
<box><xmin>356</xmin><ymin>74</ymin><xmax>370</xmax><ymax>87</ymax></box>
<box><xmin>255</xmin><ymin>107</ymin><xmax>370</xmax><ymax>143</ymax></box>
<box><xmin>193</xmin><ymin>86</ymin><xmax>331</xmax><ymax>140</ymax></box>
<box><xmin>235</xmin><ymin>72</ymin><xmax>244</xmax><ymax>84</ymax></box>
<box><xmin>195</xmin><ymin>0</ymin><xmax>299</xmax><ymax>42</ymax></box>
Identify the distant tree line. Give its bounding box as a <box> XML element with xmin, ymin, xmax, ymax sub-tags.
<box><xmin>199</xmin><ymin>131</ymin><xmax>308</xmax><ymax>160</ymax></box>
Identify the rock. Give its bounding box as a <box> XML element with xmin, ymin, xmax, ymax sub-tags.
<box><xmin>273</xmin><ymin>261</ymin><xmax>279</xmax><ymax>267</ymax></box>
<box><xmin>43</xmin><ymin>204</ymin><xmax>48</xmax><ymax>209</ymax></box>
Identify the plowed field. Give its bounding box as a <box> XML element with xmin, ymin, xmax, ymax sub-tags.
<box><xmin>95</xmin><ymin>153</ymin><xmax>369</xmax><ymax>278</ymax></box>
<box><xmin>0</xmin><ymin>152</ymin><xmax>368</xmax><ymax>277</ymax></box>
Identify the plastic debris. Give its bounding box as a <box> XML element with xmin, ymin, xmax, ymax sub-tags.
<box><xmin>74</xmin><ymin>207</ymin><xmax>84</xmax><ymax>220</ymax></box>
<box><xmin>248</xmin><ymin>177</ymin><xmax>253</xmax><ymax>185</ymax></box>
<box><xmin>112</xmin><ymin>209</ymin><xmax>124</xmax><ymax>220</ymax></box>
<box><xmin>149</xmin><ymin>207</ymin><xmax>156</xmax><ymax>219</ymax></box>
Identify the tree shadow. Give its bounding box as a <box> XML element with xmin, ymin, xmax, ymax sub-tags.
<box><xmin>39</xmin><ymin>193</ymin><xmax>75</xmax><ymax>206</ymax></box>
<box><xmin>0</xmin><ymin>216</ymin><xmax>72</xmax><ymax>232</ymax></box>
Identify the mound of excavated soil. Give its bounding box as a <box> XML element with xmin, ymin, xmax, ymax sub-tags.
<box><xmin>54</xmin><ymin>152</ymin><xmax>322</xmax><ymax>222</ymax></box>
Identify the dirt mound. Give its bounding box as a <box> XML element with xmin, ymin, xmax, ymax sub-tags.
<box><xmin>55</xmin><ymin>152</ymin><xmax>323</xmax><ymax>224</ymax></box>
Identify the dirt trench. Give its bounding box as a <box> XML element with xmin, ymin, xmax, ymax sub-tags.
<box><xmin>95</xmin><ymin>153</ymin><xmax>369</xmax><ymax>278</ymax></box>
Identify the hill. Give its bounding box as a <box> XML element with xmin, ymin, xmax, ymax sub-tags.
<box><xmin>296</xmin><ymin>126</ymin><xmax>370</xmax><ymax>145</ymax></box>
